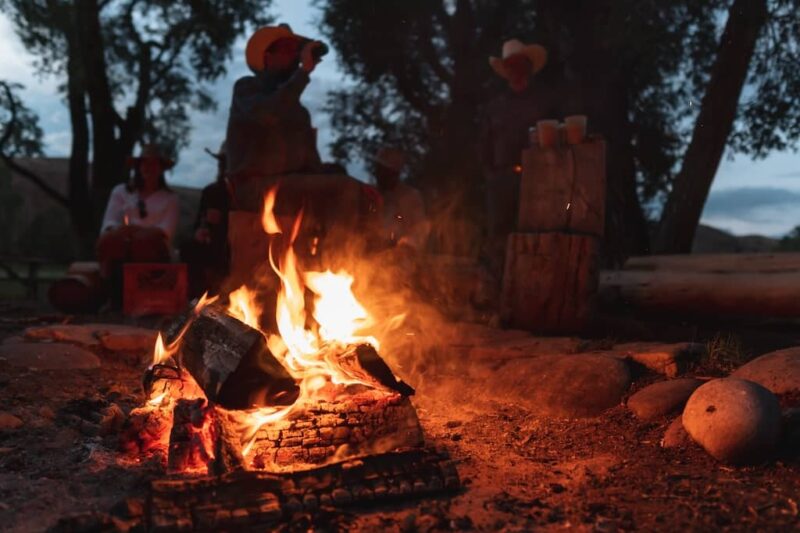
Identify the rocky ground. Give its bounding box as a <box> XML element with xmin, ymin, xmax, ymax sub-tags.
<box><xmin>0</xmin><ymin>301</ymin><xmax>798</xmax><ymax>532</ymax></box>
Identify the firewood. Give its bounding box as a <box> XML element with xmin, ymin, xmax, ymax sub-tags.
<box><xmin>148</xmin><ymin>448</ymin><xmax>460</xmax><ymax>530</ymax></box>
<box><xmin>179</xmin><ymin>305</ymin><xmax>299</xmax><ymax>410</ymax></box>
<box><xmin>334</xmin><ymin>343</ymin><xmax>414</xmax><ymax>396</ymax></box>
<box><xmin>248</xmin><ymin>389</ymin><xmax>423</xmax><ymax>471</ymax></box>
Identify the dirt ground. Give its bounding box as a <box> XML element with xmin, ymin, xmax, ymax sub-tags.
<box><xmin>0</xmin><ymin>302</ymin><xmax>798</xmax><ymax>532</ymax></box>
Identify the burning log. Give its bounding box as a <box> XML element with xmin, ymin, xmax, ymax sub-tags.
<box><xmin>334</xmin><ymin>343</ymin><xmax>414</xmax><ymax>396</ymax></box>
<box><xmin>179</xmin><ymin>305</ymin><xmax>299</xmax><ymax>410</ymax></box>
<box><xmin>148</xmin><ymin>448</ymin><xmax>460</xmax><ymax>530</ymax></box>
<box><xmin>167</xmin><ymin>399</ymin><xmax>215</xmax><ymax>473</ymax></box>
<box><xmin>248</xmin><ymin>389</ymin><xmax>423</xmax><ymax>471</ymax></box>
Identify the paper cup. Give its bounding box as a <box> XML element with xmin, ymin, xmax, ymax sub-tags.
<box><xmin>537</xmin><ymin>120</ymin><xmax>559</xmax><ymax>148</ymax></box>
<box><xmin>565</xmin><ymin>115</ymin><xmax>587</xmax><ymax>145</ymax></box>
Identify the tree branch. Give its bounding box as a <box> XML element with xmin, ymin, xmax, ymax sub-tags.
<box><xmin>0</xmin><ymin>81</ymin><xmax>68</xmax><ymax>207</ymax></box>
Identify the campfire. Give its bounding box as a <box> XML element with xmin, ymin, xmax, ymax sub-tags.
<box><xmin>119</xmin><ymin>186</ymin><xmax>457</xmax><ymax>526</ymax></box>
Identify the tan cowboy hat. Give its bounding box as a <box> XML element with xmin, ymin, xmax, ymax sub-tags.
<box><xmin>489</xmin><ymin>39</ymin><xmax>548</xmax><ymax>79</ymax></box>
<box><xmin>370</xmin><ymin>147</ymin><xmax>407</xmax><ymax>174</ymax></box>
<box><xmin>246</xmin><ymin>24</ymin><xmax>305</xmax><ymax>72</ymax></box>
<box><xmin>204</xmin><ymin>140</ymin><xmax>227</xmax><ymax>160</ymax></box>
<box><xmin>126</xmin><ymin>143</ymin><xmax>175</xmax><ymax>169</ymax></box>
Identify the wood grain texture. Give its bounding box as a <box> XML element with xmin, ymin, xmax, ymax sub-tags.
<box><xmin>518</xmin><ymin>139</ymin><xmax>606</xmax><ymax>237</ymax></box>
<box><xmin>501</xmin><ymin>232</ymin><xmax>599</xmax><ymax>333</ymax></box>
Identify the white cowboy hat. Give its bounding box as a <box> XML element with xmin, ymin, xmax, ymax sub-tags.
<box><xmin>489</xmin><ymin>39</ymin><xmax>548</xmax><ymax>79</ymax></box>
<box><xmin>369</xmin><ymin>147</ymin><xmax>407</xmax><ymax>174</ymax></box>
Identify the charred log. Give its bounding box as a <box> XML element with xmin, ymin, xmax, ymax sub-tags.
<box><xmin>335</xmin><ymin>343</ymin><xmax>415</xmax><ymax>396</ymax></box>
<box><xmin>148</xmin><ymin>448</ymin><xmax>460</xmax><ymax>530</ymax></box>
<box><xmin>179</xmin><ymin>305</ymin><xmax>299</xmax><ymax>409</ymax></box>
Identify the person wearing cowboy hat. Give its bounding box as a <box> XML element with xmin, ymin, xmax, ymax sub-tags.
<box><xmin>225</xmin><ymin>24</ymin><xmax>326</xmax><ymax>182</ymax></box>
<box><xmin>370</xmin><ymin>147</ymin><xmax>429</xmax><ymax>251</ymax></box>
<box><xmin>94</xmin><ymin>143</ymin><xmax>180</xmax><ymax>306</ymax></box>
<box><xmin>180</xmin><ymin>140</ymin><xmax>232</xmax><ymax>297</ymax></box>
<box><xmin>480</xmin><ymin>38</ymin><xmax>560</xmax><ymax>278</ymax></box>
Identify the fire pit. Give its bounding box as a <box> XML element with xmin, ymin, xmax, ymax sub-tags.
<box><xmin>120</xmin><ymin>186</ymin><xmax>459</xmax><ymax>528</ymax></box>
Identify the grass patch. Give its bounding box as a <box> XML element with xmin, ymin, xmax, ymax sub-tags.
<box><xmin>703</xmin><ymin>333</ymin><xmax>750</xmax><ymax>374</ymax></box>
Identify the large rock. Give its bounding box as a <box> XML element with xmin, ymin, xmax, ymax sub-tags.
<box><xmin>627</xmin><ymin>378</ymin><xmax>704</xmax><ymax>421</ymax></box>
<box><xmin>732</xmin><ymin>347</ymin><xmax>800</xmax><ymax>397</ymax></box>
<box><xmin>683</xmin><ymin>378</ymin><xmax>782</xmax><ymax>464</ymax></box>
<box><xmin>24</xmin><ymin>324</ymin><xmax>157</xmax><ymax>353</ymax></box>
<box><xmin>0</xmin><ymin>342</ymin><xmax>101</xmax><ymax>370</ymax></box>
<box><xmin>613</xmin><ymin>342</ymin><xmax>705</xmax><ymax>378</ymax></box>
<box><xmin>494</xmin><ymin>354</ymin><xmax>631</xmax><ymax>418</ymax></box>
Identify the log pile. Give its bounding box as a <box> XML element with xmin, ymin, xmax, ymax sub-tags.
<box><xmin>249</xmin><ymin>389</ymin><xmax>423</xmax><ymax>471</ymax></box>
<box><xmin>148</xmin><ymin>448</ymin><xmax>460</xmax><ymax>531</ymax></box>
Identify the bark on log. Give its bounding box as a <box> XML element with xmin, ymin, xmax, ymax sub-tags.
<box><xmin>518</xmin><ymin>139</ymin><xmax>606</xmax><ymax>237</ymax></box>
<box><xmin>249</xmin><ymin>389</ymin><xmax>424</xmax><ymax>471</ymax></box>
<box><xmin>599</xmin><ymin>269</ymin><xmax>800</xmax><ymax>317</ymax></box>
<box><xmin>179</xmin><ymin>305</ymin><xmax>298</xmax><ymax>410</ymax></box>
<box><xmin>148</xmin><ymin>448</ymin><xmax>459</xmax><ymax>531</ymax></box>
<box><xmin>502</xmin><ymin>232</ymin><xmax>599</xmax><ymax>333</ymax></box>
<box><xmin>624</xmin><ymin>253</ymin><xmax>800</xmax><ymax>274</ymax></box>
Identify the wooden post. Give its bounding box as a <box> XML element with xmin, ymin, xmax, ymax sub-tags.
<box><xmin>501</xmin><ymin>138</ymin><xmax>606</xmax><ymax>333</ymax></box>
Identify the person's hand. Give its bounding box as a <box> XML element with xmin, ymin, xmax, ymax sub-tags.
<box><xmin>300</xmin><ymin>41</ymin><xmax>322</xmax><ymax>73</ymax></box>
<box><xmin>194</xmin><ymin>227</ymin><xmax>211</xmax><ymax>244</ymax></box>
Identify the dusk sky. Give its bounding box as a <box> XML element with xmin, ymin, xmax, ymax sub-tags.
<box><xmin>2</xmin><ymin>0</ymin><xmax>799</xmax><ymax>237</ymax></box>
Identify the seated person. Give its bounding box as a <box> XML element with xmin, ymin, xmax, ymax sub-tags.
<box><xmin>180</xmin><ymin>141</ymin><xmax>231</xmax><ymax>297</ymax></box>
<box><xmin>96</xmin><ymin>143</ymin><xmax>179</xmax><ymax>304</ymax></box>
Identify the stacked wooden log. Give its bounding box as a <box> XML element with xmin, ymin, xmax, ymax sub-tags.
<box><xmin>148</xmin><ymin>448</ymin><xmax>460</xmax><ymax>531</ymax></box>
<box><xmin>501</xmin><ymin>138</ymin><xmax>606</xmax><ymax>333</ymax></box>
<box><xmin>248</xmin><ymin>389</ymin><xmax>424</xmax><ymax>471</ymax></box>
<box><xmin>599</xmin><ymin>252</ymin><xmax>800</xmax><ymax>317</ymax></box>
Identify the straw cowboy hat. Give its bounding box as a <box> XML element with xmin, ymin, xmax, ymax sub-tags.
<box><xmin>489</xmin><ymin>39</ymin><xmax>548</xmax><ymax>79</ymax></box>
<box><xmin>204</xmin><ymin>140</ymin><xmax>227</xmax><ymax>160</ymax></box>
<box><xmin>370</xmin><ymin>147</ymin><xmax>407</xmax><ymax>174</ymax></box>
<box><xmin>126</xmin><ymin>143</ymin><xmax>175</xmax><ymax>169</ymax></box>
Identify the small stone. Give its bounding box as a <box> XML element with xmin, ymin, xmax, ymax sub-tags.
<box><xmin>445</xmin><ymin>420</ymin><xmax>463</xmax><ymax>429</ymax></box>
<box><xmin>661</xmin><ymin>415</ymin><xmax>691</xmax><ymax>448</ymax></box>
<box><xmin>39</xmin><ymin>406</ymin><xmax>56</xmax><ymax>419</ymax></box>
<box><xmin>615</xmin><ymin>342</ymin><xmax>704</xmax><ymax>378</ymax></box>
<box><xmin>627</xmin><ymin>379</ymin><xmax>704</xmax><ymax>421</ymax></box>
<box><xmin>284</xmin><ymin>497</ymin><xmax>303</xmax><ymax>514</ymax></box>
<box><xmin>683</xmin><ymin>378</ymin><xmax>782</xmax><ymax>464</ymax></box>
<box><xmin>0</xmin><ymin>412</ymin><xmax>23</xmax><ymax>430</ymax></box>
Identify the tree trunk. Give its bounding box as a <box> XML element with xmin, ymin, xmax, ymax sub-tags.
<box><xmin>655</xmin><ymin>0</ymin><xmax>768</xmax><ymax>253</ymax></box>
<box><xmin>77</xmin><ymin>0</ymin><xmax>126</xmax><ymax>226</ymax></box>
<box><xmin>65</xmin><ymin>18</ymin><xmax>94</xmax><ymax>255</ymax></box>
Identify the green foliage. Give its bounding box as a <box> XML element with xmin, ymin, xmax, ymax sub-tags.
<box><xmin>777</xmin><ymin>225</ymin><xmax>800</xmax><ymax>251</ymax></box>
<box><xmin>704</xmin><ymin>333</ymin><xmax>749</xmax><ymax>373</ymax></box>
<box><xmin>729</xmin><ymin>0</ymin><xmax>800</xmax><ymax>157</ymax></box>
<box><xmin>0</xmin><ymin>81</ymin><xmax>44</xmax><ymax>157</ymax></box>
<box><xmin>319</xmin><ymin>0</ymin><xmax>800</xmax><ymax>225</ymax></box>
<box><xmin>0</xmin><ymin>0</ymin><xmax>273</xmax><ymax>159</ymax></box>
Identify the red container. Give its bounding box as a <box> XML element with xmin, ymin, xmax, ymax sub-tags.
<box><xmin>123</xmin><ymin>263</ymin><xmax>187</xmax><ymax>316</ymax></box>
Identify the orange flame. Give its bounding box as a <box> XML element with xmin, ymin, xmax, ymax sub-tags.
<box><xmin>228</xmin><ymin>285</ymin><xmax>261</xmax><ymax>330</ymax></box>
